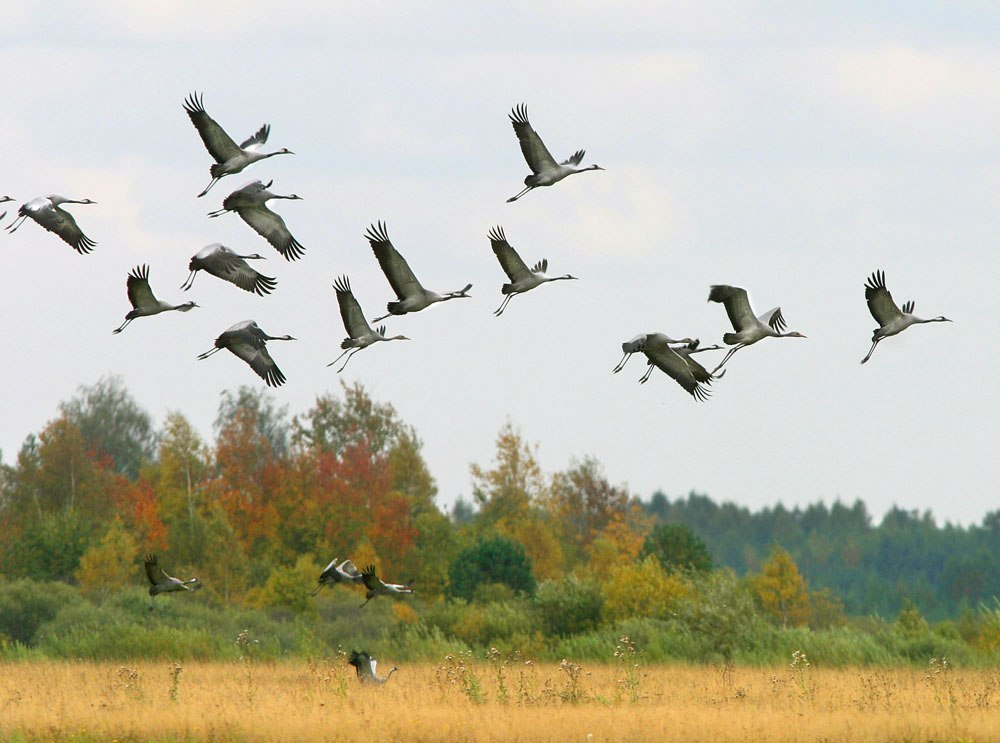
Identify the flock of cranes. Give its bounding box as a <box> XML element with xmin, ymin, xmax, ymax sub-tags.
<box><xmin>2</xmin><ymin>94</ymin><xmax>952</xmax><ymax>399</ymax></box>
<box><xmin>7</xmin><ymin>91</ymin><xmax>955</xmax><ymax>687</ymax></box>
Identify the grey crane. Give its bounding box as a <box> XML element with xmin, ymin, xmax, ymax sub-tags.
<box><xmin>328</xmin><ymin>275</ymin><xmax>409</xmax><ymax>373</ymax></box>
<box><xmin>708</xmin><ymin>284</ymin><xmax>806</xmax><ymax>372</ymax></box>
<box><xmin>348</xmin><ymin>650</ymin><xmax>398</xmax><ymax>685</ymax></box>
<box><xmin>113</xmin><ymin>264</ymin><xmax>198</xmax><ymax>334</ymax></box>
<box><xmin>144</xmin><ymin>554</ymin><xmax>200</xmax><ymax>609</ymax></box>
<box><xmin>861</xmin><ymin>270</ymin><xmax>951</xmax><ymax>364</ymax></box>
<box><xmin>365</xmin><ymin>221</ymin><xmax>472</xmax><ymax>322</ymax></box>
<box><xmin>614</xmin><ymin>334</ymin><xmax>723</xmax><ymax>401</ymax></box>
<box><xmin>611</xmin><ymin>333</ymin><xmax>697</xmax><ymax>374</ymax></box>
<box><xmin>506</xmin><ymin>103</ymin><xmax>604</xmax><ymax>203</ymax></box>
<box><xmin>488</xmin><ymin>226</ymin><xmax>577</xmax><ymax>316</ymax></box>
<box><xmin>181</xmin><ymin>243</ymin><xmax>277</xmax><ymax>295</ymax></box>
<box><xmin>183</xmin><ymin>92</ymin><xmax>294</xmax><ymax>198</ymax></box>
<box><xmin>359</xmin><ymin>564</ymin><xmax>414</xmax><ymax>608</ymax></box>
<box><xmin>0</xmin><ymin>195</ymin><xmax>12</xmax><ymax>221</ymax></box>
<box><xmin>5</xmin><ymin>195</ymin><xmax>97</xmax><ymax>253</ymax></box>
<box><xmin>308</xmin><ymin>557</ymin><xmax>364</xmax><ymax>596</ymax></box>
<box><xmin>197</xmin><ymin>319</ymin><xmax>295</xmax><ymax>387</ymax></box>
<box><xmin>208</xmin><ymin>180</ymin><xmax>305</xmax><ymax>261</ymax></box>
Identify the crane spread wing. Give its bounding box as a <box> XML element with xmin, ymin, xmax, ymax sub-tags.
<box><xmin>32</xmin><ymin>204</ymin><xmax>96</xmax><ymax>254</ymax></box>
<box><xmin>488</xmin><ymin>226</ymin><xmax>532</xmax><ymax>281</ymax></box>
<box><xmin>509</xmin><ymin>104</ymin><xmax>558</xmax><ymax>174</ymax></box>
<box><xmin>237</xmin><ymin>204</ymin><xmax>305</xmax><ymax>260</ymax></box>
<box><xmin>227</xmin><ymin>338</ymin><xmax>286</xmax><ymax>387</ymax></box>
<box><xmin>864</xmin><ymin>270</ymin><xmax>904</xmax><ymax>326</ymax></box>
<box><xmin>333</xmin><ymin>275</ymin><xmax>374</xmax><ymax>339</ymax></box>
<box><xmin>239</xmin><ymin>123</ymin><xmax>270</xmax><ymax>151</ymax></box>
<box><xmin>126</xmin><ymin>264</ymin><xmax>157</xmax><ymax>309</ymax></box>
<box><xmin>365</xmin><ymin>222</ymin><xmax>423</xmax><ymax>300</ymax></box>
<box><xmin>708</xmin><ymin>285</ymin><xmax>754</xmax><ymax>332</ymax></box>
<box><xmin>644</xmin><ymin>342</ymin><xmax>710</xmax><ymax>400</ymax></box>
<box><xmin>562</xmin><ymin>149</ymin><xmax>585</xmax><ymax>167</ymax></box>
<box><xmin>218</xmin><ymin>256</ymin><xmax>277</xmax><ymax>296</ymax></box>
<box><xmin>144</xmin><ymin>555</ymin><xmax>168</xmax><ymax>586</ymax></box>
<box><xmin>183</xmin><ymin>92</ymin><xmax>242</xmax><ymax>164</ymax></box>
<box><xmin>339</xmin><ymin>559</ymin><xmax>362</xmax><ymax>581</ymax></box>
<box><xmin>760</xmin><ymin>307</ymin><xmax>787</xmax><ymax>333</ymax></box>
<box><xmin>360</xmin><ymin>564</ymin><xmax>383</xmax><ymax>592</ymax></box>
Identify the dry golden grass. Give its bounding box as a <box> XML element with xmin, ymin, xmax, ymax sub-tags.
<box><xmin>2</xmin><ymin>656</ymin><xmax>999</xmax><ymax>742</ymax></box>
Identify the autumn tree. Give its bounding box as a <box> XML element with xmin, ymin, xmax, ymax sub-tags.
<box><xmin>601</xmin><ymin>556</ymin><xmax>690</xmax><ymax>623</ymax></box>
<box><xmin>546</xmin><ymin>456</ymin><xmax>630</xmax><ymax>564</ymax></box>
<box><xmin>60</xmin><ymin>375</ymin><xmax>156</xmax><ymax>479</ymax></box>
<box><xmin>751</xmin><ymin>546</ymin><xmax>811</xmax><ymax>627</ymax></box>
<box><xmin>470</xmin><ymin>422</ymin><xmax>546</xmax><ymax>533</ymax></box>
<box><xmin>75</xmin><ymin>516</ymin><xmax>140</xmax><ymax>596</ymax></box>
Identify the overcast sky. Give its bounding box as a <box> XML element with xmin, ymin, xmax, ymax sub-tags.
<box><xmin>2</xmin><ymin>2</ymin><xmax>997</xmax><ymax>525</ymax></box>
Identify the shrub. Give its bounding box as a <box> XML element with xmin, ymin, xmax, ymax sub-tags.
<box><xmin>534</xmin><ymin>577</ymin><xmax>603</xmax><ymax>637</ymax></box>
<box><xmin>0</xmin><ymin>579</ymin><xmax>84</xmax><ymax>645</ymax></box>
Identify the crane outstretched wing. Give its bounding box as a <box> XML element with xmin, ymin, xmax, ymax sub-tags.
<box><xmin>183</xmin><ymin>92</ymin><xmax>243</xmax><ymax>164</ymax></box>
<box><xmin>333</xmin><ymin>276</ymin><xmax>374</xmax><ymax>339</ymax></box>
<box><xmin>864</xmin><ymin>270</ymin><xmax>904</xmax><ymax>325</ymax></box>
<box><xmin>509</xmin><ymin>104</ymin><xmax>558</xmax><ymax>174</ymax></box>
<box><xmin>488</xmin><ymin>226</ymin><xmax>532</xmax><ymax>281</ymax></box>
<box><xmin>366</xmin><ymin>222</ymin><xmax>423</xmax><ymax>300</ymax></box>
<box><xmin>126</xmin><ymin>264</ymin><xmax>157</xmax><ymax>309</ymax></box>
<box><xmin>708</xmin><ymin>285</ymin><xmax>754</xmax><ymax>332</ymax></box>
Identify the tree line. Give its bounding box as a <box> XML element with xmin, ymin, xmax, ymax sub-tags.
<box><xmin>1</xmin><ymin>375</ymin><xmax>997</xmax><ymax>628</ymax></box>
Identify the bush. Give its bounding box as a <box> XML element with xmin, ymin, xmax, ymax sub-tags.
<box><xmin>534</xmin><ymin>577</ymin><xmax>603</xmax><ymax>637</ymax></box>
<box><xmin>0</xmin><ymin>579</ymin><xmax>84</xmax><ymax>645</ymax></box>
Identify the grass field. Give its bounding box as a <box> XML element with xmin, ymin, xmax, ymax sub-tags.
<box><xmin>2</xmin><ymin>654</ymin><xmax>998</xmax><ymax>742</ymax></box>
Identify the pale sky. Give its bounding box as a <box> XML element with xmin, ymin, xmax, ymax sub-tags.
<box><xmin>2</xmin><ymin>2</ymin><xmax>997</xmax><ymax>525</ymax></box>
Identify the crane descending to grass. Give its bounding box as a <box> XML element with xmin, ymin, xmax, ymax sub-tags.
<box><xmin>113</xmin><ymin>264</ymin><xmax>198</xmax><ymax>334</ymax></box>
<box><xmin>181</xmin><ymin>243</ymin><xmax>277</xmax><ymax>295</ymax></box>
<box><xmin>359</xmin><ymin>564</ymin><xmax>414</xmax><ymax>608</ymax></box>
<box><xmin>488</xmin><ymin>226</ymin><xmax>577</xmax><ymax>316</ymax></box>
<box><xmin>861</xmin><ymin>270</ymin><xmax>951</xmax><ymax>364</ymax></box>
<box><xmin>328</xmin><ymin>275</ymin><xmax>409</xmax><ymax>373</ymax></box>
<box><xmin>197</xmin><ymin>319</ymin><xmax>296</xmax><ymax>387</ymax></box>
<box><xmin>348</xmin><ymin>651</ymin><xmax>398</xmax><ymax>685</ymax></box>
<box><xmin>308</xmin><ymin>557</ymin><xmax>364</xmax><ymax>596</ymax></box>
<box><xmin>708</xmin><ymin>284</ymin><xmax>806</xmax><ymax>373</ymax></box>
<box><xmin>208</xmin><ymin>180</ymin><xmax>305</xmax><ymax>261</ymax></box>
<box><xmin>506</xmin><ymin>103</ymin><xmax>604</xmax><ymax>203</ymax></box>
<box><xmin>365</xmin><ymin>221</ymin><xmax>472</xmax><ymax>323</ymax></box>
<box><xmin>144</xmin><ymin>554</ymin><xmax>201</xmax><ymax>610</ymax></box>
<box><xmin>183</xmin><ymin>92</ymin><xmax>294</xmax><ymax>197</ymax></box>
<box><xmin>5</xmin><ymin>195</ymin><xmax>97</xmax><ymax>254</ymax></box>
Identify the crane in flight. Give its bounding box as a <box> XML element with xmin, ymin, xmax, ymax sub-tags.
<box><xmin>183</xmin><ymin>92</ymin><xmax>294</xmax><ymax>197</ymax></box>
<box><xmin>308</xmin><ymin>557</ymin><xmax>364</xmax><ymax>596</ymax></box>
<box><xmin>365</xmin><ymin>221</ymin><xmax>471</xmax><ymax>322</ymax></box>
<box><xmin>208</xmin><ymin>180</ymin><xmax>305</xmax><ymax>261</ymax></box>
<box><xmin>144</xmin><ymin>554</ymin><xmax>201</xmax><ymax>610</ymax></box>
<box><xmin>197</xmin><ymin>320</ymin><xmax>295</xmax><ymax>387</ymax></box>
<box><xmin>6</xmin><ymin>195</ymin><xmax>97</xmax><ymax>253</ymax></box>
<box><xmin>328</xmin><ymin>275</ymin><xmax>409</xmax><ymax>372</ymax></box>
<box><xmin>359</xmin><ymin>564</ymin><xmax>414</xmax><ymax>608</ymax></box>
<box><xmin>113</xmin><ymin>264</ymin><xmax>198</xmax><ymax>334</ymax></box>
<box><xmin>707</xmin><ymin>284</ymin><xmax>806</xmax><ymax>372</ymax></box>
<box><xmin>181</xmin><ymin>243</ymin><xmax>277</xmax><ymax>295</ymax></box>
<box><xmin>861</xmin><ymin>270</ymin><xmax>951</xmax><ymax>364</ymax></box>
<box><xmin>506</xmin><ymin>103</ymin><xmax>603</xmax><ymax>202</ymax></box>
<box><xmin>488</xmin><ymin>226</ymin><xmax>577</xmax><ymax>316</ymax></box>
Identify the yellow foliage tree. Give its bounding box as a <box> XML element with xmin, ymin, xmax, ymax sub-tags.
<box><xmin>601</xmin><ymin>556</ymin><xmax>691</xmax><ymax>623</ymax></box>
<box><xmin>585</xmin><ymin>506</ymin><xmax>650</xmax><ymax>576</ymax></box>
<box><xmin>75</xmin><ymin>516</ymin><xmax>139</xmax><ymax>596</ymax></box>
<box><xmin>751</xmin><ymin>546</ymin><xmax>811</xmax><ymax>627</ymax></box>
<box><xmin>512</xmin><ymin>517</ymin><xmax>564</xmax><ymax>582</ymax></box>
